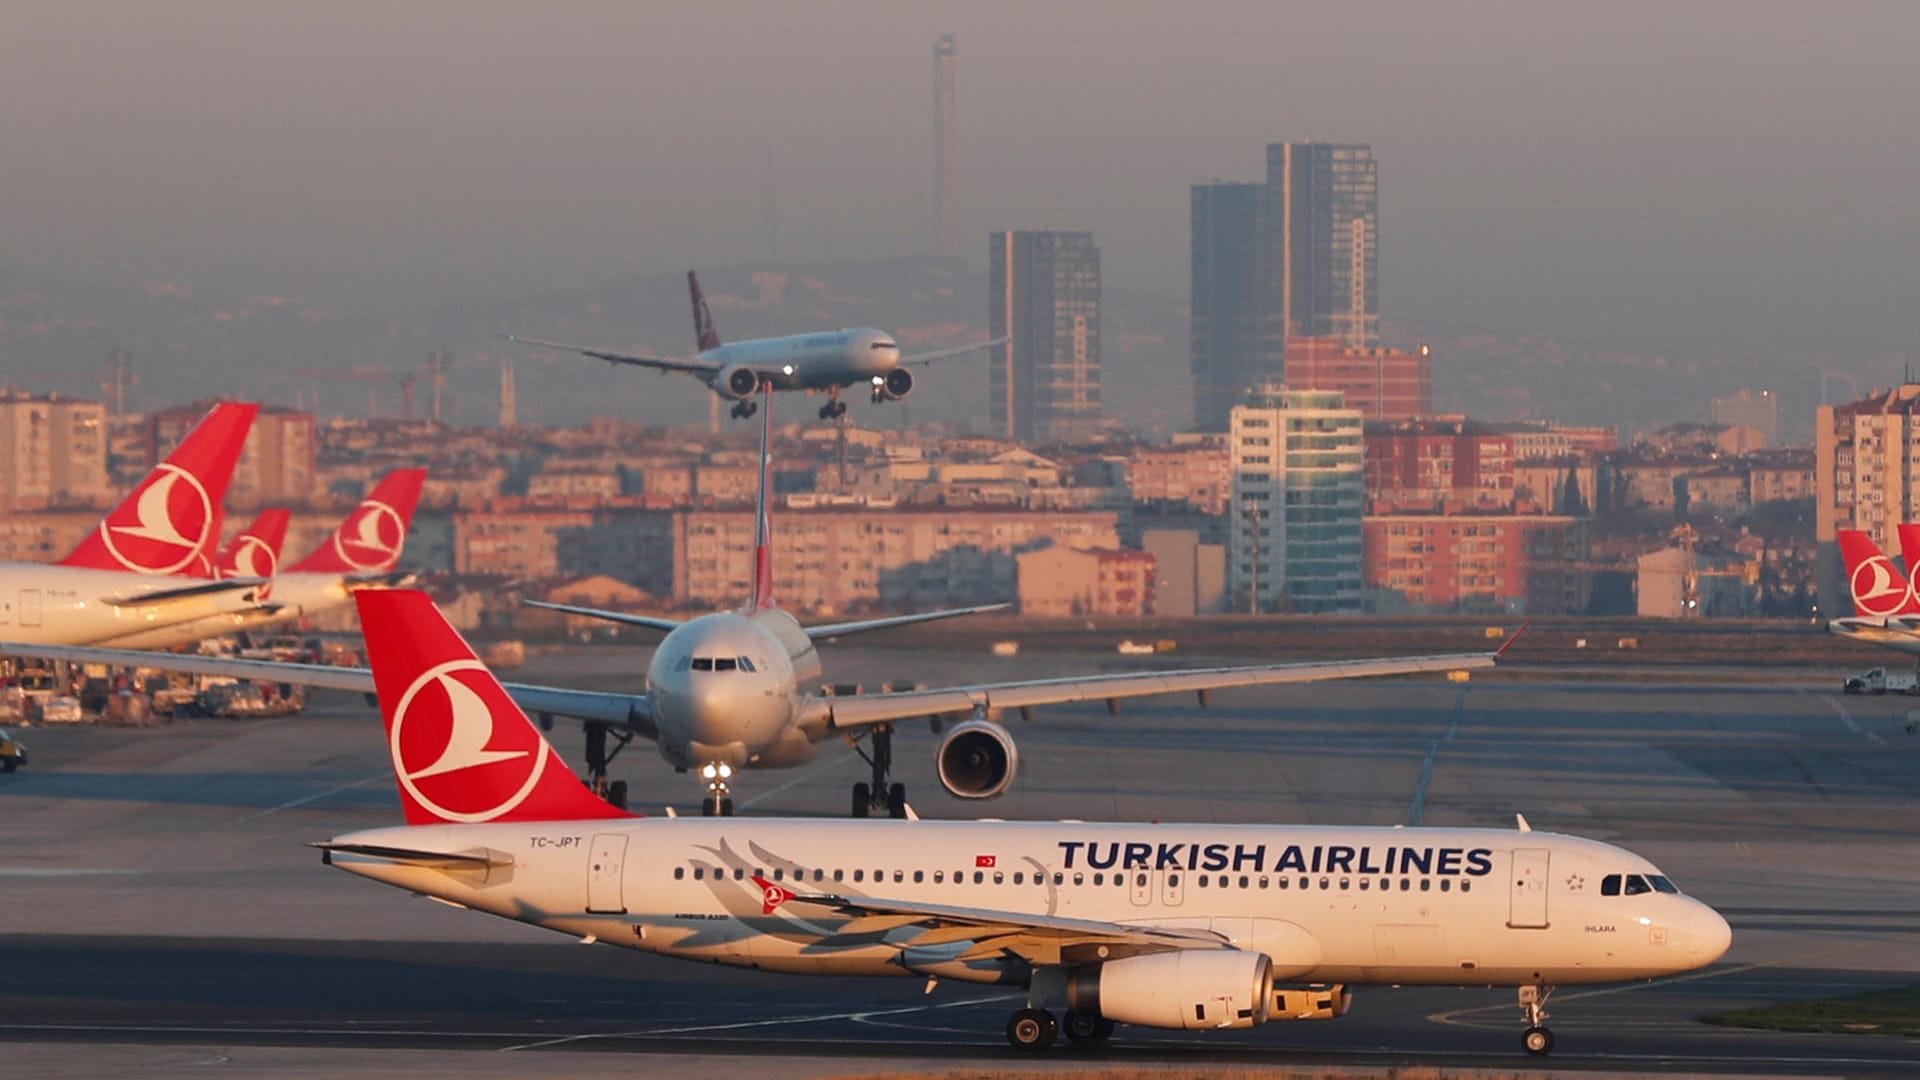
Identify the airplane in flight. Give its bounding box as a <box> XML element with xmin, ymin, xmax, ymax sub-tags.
<box><xmin>96</xmin><ymin>468</ymin><xmax>429</xmax><ymax>651</ymax></box>
<box><xmin>1828</xmin><ymin>527</ymin><xmax>1920</xmax><ymax>655</ymax></box>
<box><xmin>0</xmin><ymin>401</ymin><xmax>275</xmax><ymax>648</ymax></box>
<box><xmin>507</xmin><ymin>271</ymin><xmax>1005</xmax><ymax>420</ymax></box>
<box><xmin>6</xmin><ymin>390</ymin><xmax>1516</xmax><ymax>817</ymax></box>
<box><xmin>316</xmin><ymin>587</ymin><xmax>1732</xmax><ymax>1057</ymax></box>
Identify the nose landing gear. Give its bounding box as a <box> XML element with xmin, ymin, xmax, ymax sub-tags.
<box><xmin>847</xmin><ymin>723</ymin><xmax>908</xmax><ymax>818</ymax></box>
<box><xmin>699</xmin><ymin>762</ymin><xmax>736</xmax><ymax>816</ymax></box>
<box><xmin>1519</xmin><ymin>983</ymin><xmax>1555</xmax><ymax>1056</ymax></box>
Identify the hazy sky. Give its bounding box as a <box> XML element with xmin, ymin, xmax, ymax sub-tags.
<box><xmin>3</xmin><ymin>1</ymin><xmax>1918</xmax><ymax>357</ymax></box>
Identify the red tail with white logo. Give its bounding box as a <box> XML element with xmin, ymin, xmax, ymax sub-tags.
<box><xmin>1897</xmin><ymin>524</ymin><xmax>1920</xmax><ymax>586</ymax></box>
<box><xmin>688</xmin><ymin>270</ymin><xmax>722</xmax><ymax>353</ymax></box>
<box><xmin>357</xmin><ymin>589</ymin><xmax>631</xmax><ymax>825</ymax></box>
<box><xmin>1839</xmin><ymin>529</ymin><xmax>1920</xmax><ymax>618</ymax></box>
<box><xmin>218</xmin><ymin>508</ymin><xmax>292</xmax><ymax>580</ymax></box>
<box><xmin>60</xmin><ymin>401</ymin><xmax>260</xmax><ymax>575</ymax></box>
<box><xmin>289</xmin><ymin>468</ymin><xmax>427</xmax><ymax>574</ymax></box>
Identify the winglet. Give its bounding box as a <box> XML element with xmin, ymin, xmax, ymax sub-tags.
<box><xmin>1492</xmin><ymin>620</ymin><xmax>1532</xmax><ymax>660</ymax></box>
<box><xmin>357</xmin><ymin>589</ymin><xmax>632</xmax><ymax>825</ymax></box>
<box><xmin>290</xmin><ymin>468</ymin><xmax>428</xmax><ymax>574</ymax></box>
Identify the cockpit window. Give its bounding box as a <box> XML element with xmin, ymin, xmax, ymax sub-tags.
<box><xmin>673</xmin><ymin>655</ymin><xmax>692</xmax><ymax>672</ymax></box>
<box><xmin>1601</xmin><ymin>874</ymin><xmax>1621</xmax><ymax>896</ymax></box>
<box><xmin>737</xmin><ymin>656</ymin><xmax>757</xmax><ymax>673</ymax></box>
<box><xmin>872</xmin><ymin>341</ymin><xmax>898</xmax><ymax>350</ymax></box>
<box><xmin>714</xmin><ymin>657</ymin><xmax>738</xmax><ymax>672</ymax></box>
<box><xmin>691</xmin><ymin>658</ymin><xmax>714</xmax><ymax>672</ymax></box>
<box><xmin>1649</xmin><ymin>875</ymin><xmax>1679</xmax><ymax>894</ymax></box>
<box><xmin>1623</xmin><ymin>874</ymin><xmax>1652</xmax><ymax>896</ymax></box>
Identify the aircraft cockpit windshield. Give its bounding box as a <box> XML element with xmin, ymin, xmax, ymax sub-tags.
<box><xmin>1600</xmin><ymin>873</ymin><xmax>1680</xmax><ymax>896</ymax></box>
<box><xmin>683</xmin><ymin>656</ymin><xmax>757</xmax><ymax>673</ymax></box>
<box><xmin>871</xmin><ymin>341</ymin><xmax>898</xmax><ymax>350</ymax></box>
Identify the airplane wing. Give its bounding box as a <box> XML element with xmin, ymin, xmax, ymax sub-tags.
<box><xmin>803</xmin><ymin>603</ymin><xmax>1011</xmax><ymax>640</ymax></box>
<box><xmin>521</xmin><ymin>600</ymin><xmax>682</xmax><ymax>634</ymax></box>
<box><xmin>100</xmin><ymin>577</ymin><xmax>270</xmax><ymax>608</ymax></box>
<box><xmin>899</xmin><ymin>336</ymin><xmax>1010</xmax><ymax>366</ymax></box>
<box><xmin>797</xmin><ymin>649</ymin><xmax>1502</xmax><ymax>738</ymax></box>
<box><xmin>0</xmin><ymin>642</ymin><xmax>656</xmax><ymax>738</ymax></box>
<box><xmin>503</xmin><ymin>334</ymin><xmax>723</xmax><ymax>375</ymax></box>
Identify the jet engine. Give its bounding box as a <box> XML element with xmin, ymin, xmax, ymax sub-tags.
<box><xmin>716</xmin><ymin>364</ymin><xmax>761</xmax><ymax>399</ymax></box>
<box><xmin>934</xmin><ymin>717</ymin><xmax>1017</xmax><ymax>799</ymax></box>
<box><xmin>879</xmin><ymin>367</ymin><xmax>914</xmax><ymax>401</ymax></box>
<box><xmin>1066</xmin><ymin>951</ymin><xmax>1273</xmax><ymax>1031</ymax></box>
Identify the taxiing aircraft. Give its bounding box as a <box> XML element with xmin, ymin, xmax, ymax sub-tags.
<box><xmin>0</xmin><ymin>402</ymin><xmax>273</xmax><ymax>647</ymax></box>
<box><xmin>96</xmin><ymin>469</ymin><xmax>428</xmax><ymax>650</ymax></box>
<box><xmin>508</xmin><ymin>271</ymin><xmax>1005</xmax><ymax>420</ymax></box>
<box><xmin>316</xmin><ymin>587</ymin><xmax>1730</xmax><ymax>1057</ymax></box>
<box><xmin>0</xmin><ymin>392</ymin><xmax>1513</xmax><ymax>817</ymax></box>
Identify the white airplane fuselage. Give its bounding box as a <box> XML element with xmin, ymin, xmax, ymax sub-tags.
<box><xmin>91</xmin><ymin>572</ymin><xmax>356</xmax><ymax>650</ymax></box>
<box><xmin>1827</xmin><ymin>618</ymin><xmax>1920</xmax><ymax>656</ymax></box>
<box><xmin>703</xmin><ymin>328</ymin><xmax>902</xmax><ymax>395</ymax></box>
<box><xmin>643</xmin><ymin>609</ymin><xmax>821</xmax><ymax>771</ymax></box>
<box><xmin>327</xmin><ymin>819</ymin><xmax>1731</xmax><ymax>987</ymax></box>
<box><xmin>0</xmin><ymin>564</ymin><xmax>263</xmax><ymax>647</ymax></box>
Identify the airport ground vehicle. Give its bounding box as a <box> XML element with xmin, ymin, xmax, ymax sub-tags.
<box><xmin>0</xmin><ymin>727</ymin><xmax>25</xmax><ymax>771</ymax></box>
<box><xmin>1842</xmin><ymin>667</ymin><xmax>1920</xmax><ymax>695</ymax></box>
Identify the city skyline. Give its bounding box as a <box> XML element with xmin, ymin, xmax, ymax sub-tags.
<box><xmin>1</xmin><ymin>1</ymin><xmax>1916</xmax><ymax>367</ymax></box>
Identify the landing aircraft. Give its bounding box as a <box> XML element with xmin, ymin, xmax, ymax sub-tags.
<box><xmin>8</xmin><ymin>390</ymin><xmax>1514</xmax><ymax>818</ymax></box>
<box><xmin>507</xmin><ymin>271</ymin><xmax>1005</xmax><ymax>420</ymax></box>
<box><xmin>0</xmin><ymin>402</ymin><xmax>271</xmax><ymax>647</ymax></box>
<box><xmin>317</xmin><ymin>587</ymin><xmax>1731</xmax><ymax>1057</ymax></box>
<box><xmin>1828</xmin><ymin>528</ymin><xmax>1920</xmax><ymax>655</ymax></box>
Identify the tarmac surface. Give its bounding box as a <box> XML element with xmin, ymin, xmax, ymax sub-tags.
<box><xmin>3</xmin><ymin>642</ymin><xmax>1919</xmax><ymax>1078</ymax></box>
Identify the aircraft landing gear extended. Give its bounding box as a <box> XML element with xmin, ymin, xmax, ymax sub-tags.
<box><xmin>847</xmin><ymin>723</ymin><xmax>907</xmax><ymax>818</ymax></box>
<box><xmin>1005</xmin><ymin>1007</ymin><xmax>1057</xmax><ymax>1050</ymax></box>
<box><xmin>817</xmin><ymin>390</ymin><xmax>847</xmax><ymax>421</ymax></box>
<box><xmin>699</xmin><ymin>762</ymin><xmax>735</xmax><ymax>816</ymax></box>
<box><xmin>730</xmin><ymin>399</ymin><xmax>759</xmax><ymax>420</ymax></box>
<box><xmin>1062</xmin><ymin>1009</ymin><xmax>1114</xmax><ymax>1043</ymax></box>
<box><xmin>581</xmin><ymin>722</ymin><xmax>632</xmax><ymax>810</ymax></box>
<box><xmin>1519</xmin><ymin>983</ymin><xmax>1555</xmax><ymax>1056</ymax></box>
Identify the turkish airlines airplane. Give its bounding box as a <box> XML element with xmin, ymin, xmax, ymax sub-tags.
<box><xmin>1828</xmin><ymin>528</ymin><xmax>1920</xmax><ymax>655</ymax></box>
<box><xmin>211</xmin><ymin>508</ymin><xmax>293</xmax><ymax>582</ymax></box>
<box><xmin>96</xmin><ymin>469</ymin><xmax>429</xmax><ymax>650</ymax></box>
<box><xmin>316</xmin><ymin>588</ymin><xmax>1731</xmax><ymax>1057</ymax></box>
<box><xmin>508</xmin><ymin>270</ymin><xmax>1005</xmax><ymax>420</ymax></box>
<box><xmin>0</xmin><ymin>402</ymin><xmax>274</xmax><ymax>647</ymax></box>
<box><xmin>0</xmin><ymin>394</ymin><xmax>1510</xmax><ymax>818</ymax></box>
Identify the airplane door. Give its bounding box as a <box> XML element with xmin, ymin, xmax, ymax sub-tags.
<box><xmin>1129</xmin><ymin>869</ymin><xmax>1152</xmax><ymax>907</ymax></box>
<box><xmin>19</xmin><ymin>589</ymin><xmax>41</xmax><ymax>628</ymax></box>
<box><xmin>586</xmin><ymin>833</ymin><xmax>628</xmax><ymax>914</ymax></box>
<box><xmin>1508</xmin><ymin>848</ymin><xmax>1550</xmax><ymax>929</ymax></box>
<box><xmin>1160</xmin><ymin>869</ymin><xmax>1186</xmax><ymax>907</ymax></box>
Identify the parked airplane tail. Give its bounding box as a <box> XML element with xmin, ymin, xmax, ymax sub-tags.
<box><xmin>219</xmin><ymin>508</ymin><xmax>293</xmax><ymax>580</ymax></box>
<box><xmin>357</xmin><ymin>589</ymin><xmax>633</xmax><ymax>825</ymax></box>
<box><xmin>290</xmin><ymin>468</ymin><xmax>428</xmax><ymax>575</ymax></box>
<box><xmin>1839</xmin><ymin>528</ymin><xmax>1920</xmax><ymax>617</ymax></box>
<box><xmin>1898</xmin><ymin>523</ymin><xmax>1920</xmax><ymax>582</ymax></box>
<box><xmin>751</xmin><ymin>384</ymin><xmax>775</xmax><ymax>610</ymax></box>
<box><xmin>59</xmin><ymin>401</ymin><xmax>260</xmax><ymax>575</ymax></box>
<box><xmin>688</xmin><ymin>270</ymin><xmax>722</xmax><ymax>352</ymax></box>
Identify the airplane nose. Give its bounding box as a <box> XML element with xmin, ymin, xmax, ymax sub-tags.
<box><xmin>1689</xmin><ymin>905</ymin><xmax>1732</xmax><ymax>965</ymax></box>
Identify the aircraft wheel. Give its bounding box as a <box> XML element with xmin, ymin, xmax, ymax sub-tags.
<box><xmin>1523</xmin><ymin>1026</ymin><xmax>1554</xmax><ymax>1056</ymax></box>
<box><xmin>720</xmin><ymin>797</ymin><xmax>734</xmax><ymax>816</ymax></box>
<box><xmin>606</xmin><ymin>780</ymin><xmax>628</xmax><ymax>810</ymax></box>
<box><xmin>700</xmin><ymin>800</ymin><xmax>715</xmax><ymax>817</ymax></box>
<box><xmin>1</xmin><ymin>759</ymin><xmax>16</xmax><ymax>773</ymax></box>
<box><xmin>851</xmin><ymin>782</ymin><xmax>871</xmax><ymax>818</ymax></box>
<box><xmin>886</xmin><ymin>782</ymin><xmax>908</xmax><ymax>819</ymax></box>
<box><xmin>1005</xmin><ymin>1007</ymin><xmax>1057</xmax><ymax>1051</ymax></box>
<box><xmin>1062</xmin><ymin>1009</ymin><xmax>1112</xmax><ymax>1043</ymax></box>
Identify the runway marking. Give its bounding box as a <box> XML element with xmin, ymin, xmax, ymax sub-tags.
<box><xmin>0</xmin><ymin>867</ymin><xmax>141</xmax><ymax>877</ymax></box>
<box><xmin>1409</xmin><ymin>688</ymin><xmax>1468</xmax><ymax>826</ymax></box>
<box><xmin>1797</xmin><ymin>688</ymin><xmax>1888</xmax><ymax>745</ymax></box>
<box><xmin>496</xmin><ymin>993</ymin><xmax>1012</xmax><ymax>1052</ymax></box>
<box><xmin>226</xmin><ymin>773</ymin><xmax>386</xmax><ymax>824</ymax></box>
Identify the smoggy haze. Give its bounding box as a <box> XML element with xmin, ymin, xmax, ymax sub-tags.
<box><xmin>2</xmin><ymin>1</ymin><xmax>1916</xmax><ymax>358</ymax></box>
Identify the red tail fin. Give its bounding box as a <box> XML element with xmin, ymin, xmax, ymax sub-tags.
<box><xmin>1839</xmin><ymin>529</ymin><xmax>1920</xmax><ymax>617</ymax></box>
<box><xmin>1898</xmin><ymin>523</ymin><xmax>1920</xmax><ymax>582</ymax></box>
<box><xmin>219</xmin><ymin>508</ymin><xmax>292</xmax><ymax>580</ymax></box>
<box><xmin>290</xmin><ymin>468</ymin><xmax>427</xmax><ymax>574</ymax></box>
<box><xmin>358</xmin><ymin>589</ymin><xmax>632</xmax><ymax>825</ymax></box>
<box><xmin>689</xmin><ymin>270</ymin><xmax>722</xmax><ymax>353</ymax></box>
<box><xmin>60</xmin><ymin>401</ymin><xmax>259</xmax><ymax>575</ymax></box>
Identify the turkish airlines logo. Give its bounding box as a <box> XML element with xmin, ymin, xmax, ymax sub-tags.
<box><xmin>99</xmin><ymin>464</ymin><xmax>215</xmax><ymax>575</ymax></box>
<box><xmin>389</xmin><ymin>659</ymin><xmax>545</xmax><ymax>823</ymax></box>
<box><xmin>227</xmin><ymin>534</ymin><xmax>279</xmax><ymax>580</ymax></box>
<box><xmin>1850</xmin><ymin>554</ymin><xmax>1915</xmax><ymax>617</ymax></box>
<box><xmin>751</xmin><ymin>875</ymin><xmax>793</xmax><ymax>915</ymax></box>
<box><xmin>332</xmin><ymin>499</ymin><xmax>406</xmax><ymax>571</ymax></box>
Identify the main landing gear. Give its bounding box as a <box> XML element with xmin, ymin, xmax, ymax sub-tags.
<box><xmin>817</xmin><ymin>389</ymin><xmax>848</xmax><ymax>420</ymax></box>
<box><xmin>848</xmin><ymin>722</ymin><xmax>907</xmax><ymax>819</ymax></box>
<box><xmin>1519</xmin><ymin>983</ymin><xmax>1556</xmax><ymax>1056</ymax></box>
<box><xmin>1005</xmin><ymin>1008</ymin><xmax>1057</xmax><ymax>1050</ymax></box>
<box><xmin>730</xmin><ymin>398</ymin><xmax>759</xmax><ymax>419</ymax></box>
<box><xmin>699</xmin><ymin>762</ymin><xmax>735</xmax><ymax>816</ymax></box>
<box><xmin>1062</xmin><ymin>1009</ymin><xmax>1115</xmax><ymax>1044</ymax></box>
<box><xmin>577</xmin><ymin>720</ymin><xmax>632</xmax><ymax>811</ymax></box>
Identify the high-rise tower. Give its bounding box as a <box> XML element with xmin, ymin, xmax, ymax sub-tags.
<box><xmin>1191</xmin><ymin>182</ymin><xmax>1266</xmax><ymax>431</ymax></box>
<box><xmin>990</xmin><ymin>229</ymin><xmax>1102</xmax><ymax>444</ymax></box>
<box><xmin>1263</xmin><ymin>143</ymin><xmax>1378</xmax><ymax>355</ymax></box>
<box><xmin>933</xmin><ymin>35</ymin><xmax>957</xmax><ymax>259</ymax></box>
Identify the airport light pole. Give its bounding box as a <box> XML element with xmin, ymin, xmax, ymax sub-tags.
<box><xmin>1243</xmin><ymin>500</ymin><xmax>1263</xmax><ymax>616</ymax></box>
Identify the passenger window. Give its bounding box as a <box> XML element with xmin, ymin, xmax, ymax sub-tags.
<box><xmin>1601</xmin><ymin>874</ymin><xmax>1621</xmax><ymax>896</ymax></box>
<box><xmin>1440</xmin><ymin>879</ymin><xmax>1451</xmax><ymax>892</ymax></box>
<box><xmin>674</xmin><ymin>867</ymin><xmax>685</xmax><ymax>880</ymax></box>
<box><xmin>933</xmin><ymin>870</ymin><xmax>944</xmax><ymax>883</ymax></box>
<box><xmin>913</xmin><ymin>870</ymin><xmax>924</xmax><ymax>883</ymax></box>
<box><xmin>833</xmin><ymin>869</ymin><xmax>844</xmax><ymax>882</ymax></box>
<box><xmin>1054</xmin><ymin>872</ymin><xmax>1064</xmax><ymax>885</ymax></box>
<box><xmin>973</xmin><ymin>871</ymin><xmax>984</xmax><ymax>884</ymax></box>
<box><xmin>1073</xmin><ymin>873</ymin><xmax>1084</xmax><ymax>886</ymax></box>
<box><xmin>995</xmin><ymin>872</ymin><xmax>1005</xmax><ymax>885</ymax></box>
<box><xmin>1093</xmin><ymin>873</ymin><xmax>1104</xmax><ymax>886</ymax></box>
<box><xmin>1318</xmin><ymin>877</ymin><xmax>1329</xmax><ymax>890</ymax></box>
<box><xmin>693</xmin><ymin>867</ymin><xmax>704</xmax><ymax>880</ymax></box>
<box><xmin>1259</xmin><ymin>876</ymin><xmax>1270</xmax><ymax>889</ymax></box>
<box><xmin>738</xmin><ymin>656</ymin><xmax>757</xmax><ymax>673</ymax></box>
<box><xmin>1277</xmin><ymin>876</ymin><xmax>1288</xmax><ymax>890</ymax></box>
<box><xmin>772</xmin><ymin>869</ymin><xmax>783</xmax><ymax>882</ymax></box>
<box><xmin>1400</xmin><ymin>879</ymin><xmax>1411</xmax><ymax>891</ymax></box>
<box><xmin>853</xmin><ymin>870</ymin><xmax>864</xmax><ymax>883</ymax></box>
<box><xmin>1625</xmin><ymin>875</ymin><xmax>1651</xmax><ymax>896</ymax></box>
<box><xmin>733</xmin><ymin>868</ymin><xmax>744</xmax><ymax>880</ymax></box>
<box><xmin>893</xmin><ymin>871</ymin><xmax>904</xmax><ymax>883</ymax></box>
<box><xmin>1014</xmin><ymin>872</ymin><xmax>1024</xmax><ymax>884</ymax></box>
<box><xmin>1420</xmin><ymin>879</ymin><xmax>1431</xmax><ymax>892</ymax></box>
<box><xmin>1461</xmin><ymin>880</ymin><xmax>1472</xmax><ymax>893</ymax></box>
<box><xmin>814</xmin><ymin>869</ymin><xmax>824</xmax><ymax>883</ymax></box>
<box><xmin>1650</xmin><ymin>875</ymin><xmax>1679</xmax><ymax>894</ymax></box>
<box><xmin>692</xmin><ymin>658</ymin><xmax>714</xmax><ymax>671</ymax></box>
<box><xmin>1359</xmin><ymin>878</ymin><xmax>1370</xmax><ymax>891</ymax></box>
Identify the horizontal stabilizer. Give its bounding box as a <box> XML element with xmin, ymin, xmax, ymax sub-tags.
<box><xmin>101</xmin><ymin>577</ymin><xmax>267</xmax><ymax>608</ymax></box>
<box><xmin>311</xmin><ymin>842</ymin><xmax>511</xmax><ymax>869</ymax></box>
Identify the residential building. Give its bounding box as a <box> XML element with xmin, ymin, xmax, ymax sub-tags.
<box><xmin>1285</xmin><ymin>337</ymin><xmax>1431</xmax><ymax>422</ymax></box>
<box><xmin>1816</xmin><ymin>384</ymin><xmax>1920</xmax><ymax>610</ymax></box>
<box><xmin>1016</xmin><ymin>545</ymin><xmax>1156</xmax><ymax>617</ymax></box>
<box><xmin>989</xmin><ymin>229</ymin><xmax>1102</xmax><ymax>444</ymax></box>
<box><xmin>1127</xmin><ymin>434</ymin><xmax>1230</xmax><ymax>514</ymax></box>
<box><xmin>1141</xmin><ymin>528</ymin><xmax>1227</xmax><ymax>616</ymax></box>
<box><xmin>1364</xmin><ymin>513</ymin><xmax>1588</xmax><ymax>615</ymax></box>
<box><xmin>1229</xmin><ymin>387</ymin><xmax>1364</xmax><ymax>614</ymax></box>
<box><xmin>0</xmin><ymin>391</ymin><xmax>110</xmax><ymax>510</ymax></box>
<box><xmin>1364</xmin><ymin>417</ymin><xmax>1515</xmax><ymax>514</ymax></box>
<box><xmin>145</xmin><ymin>401</ymin><xmax>317</xmax><ymax>508</ymax></box>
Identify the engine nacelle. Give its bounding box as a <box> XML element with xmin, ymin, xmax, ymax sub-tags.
<box><xmin>880</xmin><ymin>366</ymin><xmax>914</xmax><ymax>400</ymax></box>
<box><xmin>1067</xmin><ymin>951</ymin><xmax>1273</xmax><ymax>1031</ymax></box>
<box><xmin>716</xmin><ymin>364</ymin><xmax>760</xmax><ymax>399</ymax></box>
<box><xmin>935</xmin><ymin>717</ymin><xmax>1017</xmax><ymax>799</ymax></box>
